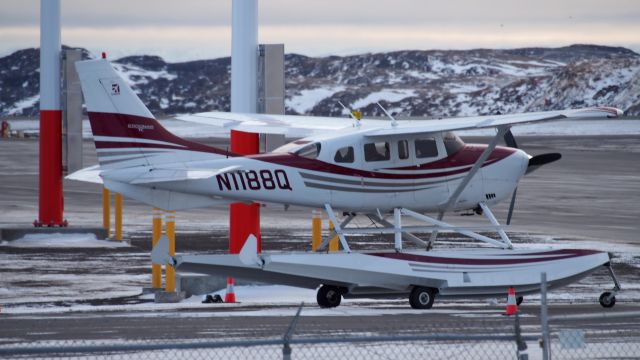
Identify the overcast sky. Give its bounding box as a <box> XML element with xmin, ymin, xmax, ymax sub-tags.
<box><xmin>2</xmin><ymin>0</ymin><xmax>639</xmax><ymax>62</ymax></box>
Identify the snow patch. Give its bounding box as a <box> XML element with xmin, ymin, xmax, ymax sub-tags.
<box><xmin>448</xmin><ymin>84</ymin><xmax>486</xmax><ymax>94</ymax></box>
<box><xmin>405</xmin><ymin>70</ymin><xmax>440</xmax><ymax>80</ymax></box>
<box><xmin>111</xmin><ymin>63</ymin><xmax>177</xmax><ymax>87</ymax></box>
<box><xmin>4</xmin><ymin>233</ymin><xmax>130</xmax><ymax>248</ymax></box>
<box><xmin>5</xmin><ymin>94</ymin><xmax>39</xmax><ymax>115</ymax></box>
<box><xmin>286</xmin><ymin>86</ymin><xmax>345</xmax><ymax>114</ymax></box>
<box><xmin>352</xmin><ymin>89</ymin><xmax>416</xmax><ymax>108</ymax></box>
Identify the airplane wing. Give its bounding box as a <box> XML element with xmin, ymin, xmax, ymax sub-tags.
<box><xmin>177</xmin><ymin>107</ymin><xmax>622</xmax><ymax>138</ymax></box>
<box><xmin>176</xmin><ymin>111</ymin><xmax>389</xmax><ymax>137</ymax></box>
<box><xmin>364</xmin><ymin>107</ymin><xmax>623</xmax><ymax>137</ymax></box>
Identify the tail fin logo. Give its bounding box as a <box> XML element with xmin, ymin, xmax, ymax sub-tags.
<box><xmin>127</xmin><ymin>123</ymin><xmax>154</xmax><ymax>133</ymax></box>
<box><xmin>111</xmin><ymin>83</ymin><xmax>120</xmax><ymax>95</ymax></box>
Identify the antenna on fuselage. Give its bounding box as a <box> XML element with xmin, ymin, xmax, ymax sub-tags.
<box><xmin>338</xmin><ymin>101</ymin><xmax>362</xmax><ymax>128</ymax></box>
<box><xmin>376</xmin><ymin>101</ymin><xmax>398</xmax><ymax>128</ymax></box>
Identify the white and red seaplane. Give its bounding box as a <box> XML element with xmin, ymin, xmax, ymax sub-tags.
<box><xmin>71</xmin><ymin>58</ymin><xmax>623</xmax><ymax>309</ymax></box>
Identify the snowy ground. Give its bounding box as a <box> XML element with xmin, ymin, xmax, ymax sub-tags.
<box><xmin>1</xmin><ymin>231</ymin><xmax>638</xmax><ymax>317</ymax></box>
<box><xmin>1</xmin><ymin>231</ymin><xmax>638</xmax><ymax>359</ymax></box>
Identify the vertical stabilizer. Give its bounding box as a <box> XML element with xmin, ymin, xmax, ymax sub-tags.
<box><xmin>75</xmin><ymin>59</ymin><xmax>230</xmax><ymax>169</ymax></box>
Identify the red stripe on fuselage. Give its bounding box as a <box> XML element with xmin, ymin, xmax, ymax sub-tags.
<box><xmin>88</xmin><ymin>111</ymin><xmax>233</xmax><ymax>156</ymax></box>
<box><xmin>251</xmin><ymin>145</ymin><xmax>515</xmax><ymax>180</ymax></box>
<box><xmin>94</xmin><ymin>141</ymin><xmax>187</xmax><ymax>151</ymax></box>
<box><xmin>386</xmin><ymin>145</ymin><xmax>513</xmax><ymax>171</ymax></box>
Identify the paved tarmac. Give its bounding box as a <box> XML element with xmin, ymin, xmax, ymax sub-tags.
<box><xmin>2</xmin><ymin>303</ymin><xmax>640</xmax><ymax>344</ymax></box>
<box><xmin>1</xmin><ymin>134</ymin><xmax>639</xmax><ymax>345</ymax></box>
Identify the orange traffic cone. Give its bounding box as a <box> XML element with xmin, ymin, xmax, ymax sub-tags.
<box><xmin>224</xmin><ymin>276</ymin><xmax>236</xmax><ymax>303</ymax></box>
<box><xmin>505</xmin><ymin>287</ymin><xmax>517</xmax><ymax>315</ymax></box>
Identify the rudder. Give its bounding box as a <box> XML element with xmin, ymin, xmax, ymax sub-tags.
<box><xmin>75</xmin><ymin>59</ymin><xmax>229</xmax><ymax>169</ymax></box>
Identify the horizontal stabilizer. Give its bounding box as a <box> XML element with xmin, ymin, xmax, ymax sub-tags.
<box><xmin>130</xmin><ymin>165</ymin><xmax>241</xmax><ymax>185</ymax></box>
<box><xmin>65</xmin><ymin>165</ymin><xmax>103</xmax><ymax>184</ymax></box>
<box><xmin>103</xmin><ymin>179</ymin><xmax>231</xmax><ymax>211</ymax></box>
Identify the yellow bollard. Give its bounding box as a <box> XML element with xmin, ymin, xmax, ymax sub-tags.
<box><xmin>151</xmin><ymin>208</ymin><xmax>162</xmax><ymax>289</ymax></box>
<box><xmin>102</xmin><ymin>187</ymin><xmax>110</xmax><ymax>238</ymax></box>
<box><xmin>328</xmin><ymin>221</ymin><xmax>339</xmax><ymax>252</ymax></box>
<box><xmin>114</xmin><ymin>193</ymin><xmax>123</xmax><ymax>241</ymax></box>
<box><xmin>311</xmin><ymin>210</ymin><xmax>322</xmax><ymax>251</ymax></box>
<box><xmin>165</xmin><ymin>211</ymin><xmax>176</xmax><ymax>293</ymax></box>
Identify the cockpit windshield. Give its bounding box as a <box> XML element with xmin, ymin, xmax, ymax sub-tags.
<box><xmin>443</xmin><ymin>132</ymin><xmax>465</xmax><ymax>155</ymax></box>
<box><xmin>273</xmin><ymin>140</ymin><xmax>321</xmax><ymax>159</ymax></box>
<box><xmin>294</xmin><ymin>142</ymin><xmax>321</xmax><ymax>159</ymax></box>
<box><xmin>272</xmin><ymin>140</ymin><xmax>312</xmax><ymax>154</ymax></box>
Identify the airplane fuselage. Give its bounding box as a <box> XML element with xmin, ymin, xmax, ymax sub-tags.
<box><xmin>103</xmin><ymin>130</ymin><xmax>530</xmax><ymax>213</ymax></box>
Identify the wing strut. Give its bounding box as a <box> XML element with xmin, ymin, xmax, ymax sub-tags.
<box><xmin>367</xmin><ymin>213</ymin><xmax>429</xmax><ymax>248</ymax></box>
<box><xmin>478</xmin><ymin>202</ymin><xmax>512</xmax><ymax>248</ymax></box>
<box><xmin>321</xmin><ymin>204</ymin><xmax>352</xmax><ymax>253</ymax></box>
<box><xmin>428</xmin><ymin>125</ymin><xmax>509</xmax><ymax>249</ymax></box>
<box><xmin>401</xmin><ymin>208</ymin><xmax>511</xmax><ymax>249</ymax></box>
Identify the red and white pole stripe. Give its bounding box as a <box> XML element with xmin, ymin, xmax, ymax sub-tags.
<box><xmin>38</xmin><ymin>0</ymin><xmax>64</xmax><ymax>226</ymax></box>
<box><xmin>229</xmin><ymin>0</ymin><xmax>261</xmax><ymax>254</ymax></box>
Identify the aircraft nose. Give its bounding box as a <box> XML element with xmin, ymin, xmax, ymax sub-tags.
<box><xmin>515</xmin><ymin>149</ymin><xmax>531</xmax><ymax>177</ymax></box>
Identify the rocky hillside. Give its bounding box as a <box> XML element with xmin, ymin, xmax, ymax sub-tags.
<box><xmin>1</xmin><ymin>44</ymin><xmax>639</xmax><ymax>117</ymax></box>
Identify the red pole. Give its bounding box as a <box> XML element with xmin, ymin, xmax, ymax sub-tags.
<box><xmin>229</xmin><ymin>130</ymin><xmax>261</xmax><ymax>254</ymax></box>
<box><xmin>39</xmin><ymin>110</ymin><xmax>63</xmax><ymax>226</ymax></box>
<box><xmin>37</xmin><ymin>0</ymin><xmax>64</xmax><ymax>226</ymax></box>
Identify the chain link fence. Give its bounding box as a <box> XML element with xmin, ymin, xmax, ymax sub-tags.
<box><xmin>547</xmin><ymin>312</ymin><xmax>640</xmax><ymax>359</ymax></box>
<box><xmin>0</xmin><ymin>336</ymin><xmax>524</xmax><ymax>359</ymax></box>
<box><xmin>0</xmin><ymin>302</ymin><xmax>531</xmax><ymax>359</ymax></box>
<box><xmin>1</xmin><ymin>310</ymin><xmax>639</xmax><ymax>359</ymax></box>
<box><xmin>2</xmin><ymin>274</ymin><xmax>640</xmax><ymax>359</ymax></box>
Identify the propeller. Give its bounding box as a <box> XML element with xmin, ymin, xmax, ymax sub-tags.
<box><xmin>503</xmin><ymin>130</ymin><xmax>519</xmax><ymax>225</ymax></box>
<box><xmin>527</xmin><ymin>153</ymin><xmax>562</xmax><ymax>175</ymax></box>
<box><xmin>503</xmin><ymin>129</ymin><xmax>562</xmax><ymax>225</ymax></box>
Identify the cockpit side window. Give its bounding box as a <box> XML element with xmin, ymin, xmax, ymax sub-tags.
<box><xmin>334</xmin><ymin>146</ymin><xmax>354</xmax><ymax>163</ymax></box>
<box><xmin>294</xmin><ymin>142</ymin><xmax>321</xmax><ymax>159</ymax></box>
<box><xmin>415</xmin><ymin>138</ymin><xmax>438</xmax><ymax>158</ymax></box>
<box><xmin>444</xmin><ymin>132</ymin><xmax>465</xmax><ymax>155</ymax></box>
<box><xmin>364</xmin><ymin>141</ymin><xmax>390</xmax><ymax>162</ymax></box>
<box><xmin>397</xmin><ymin>140</ymin><xmax>409</xmax><ymax>160</ymax></box>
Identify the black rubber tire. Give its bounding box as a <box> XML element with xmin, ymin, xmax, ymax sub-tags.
<box><xmin>599</xmin><ymin>292</ymin><xmax>616</xmax><ymax>308</ymax></box>
<box><xmin>409</xmin><ymin>287</ymin><xmax>436</xmax><ymax>309</ymax></box>
<box><xmin>516</xmin><ymin>296</ymin><xmax>524</xmax><ymax>306</ymax></box>
<box><xmin>317</xmin><ymin>285</ymin><xmax>342</xmax><ymax>308</ymax></box>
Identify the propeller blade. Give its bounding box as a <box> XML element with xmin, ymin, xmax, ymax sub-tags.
<box><xmin>506</xmin><ymin>187</ymin><xmax>518</xmax><ymax>225</ymax></box>
<box><xmin>503</xmin><ymin>129</ymin><xmax>519</xmax><ymax>225</ymax></box>
<box><xmin>526</xmin><ymin>153</ymin><xmax>562</xmax><ymax>174</ymax></box>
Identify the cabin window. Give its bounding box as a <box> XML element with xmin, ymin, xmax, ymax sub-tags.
<box><xmin>364</xmin><ymin>141</ymin><xmax>390</xmax><ymax>162</ymax></box>
<box><xmin>444</xmin><ymin>132</ymin><xmax>465</xmax><ymax>155</ymax></box>
<box><xmin>415</xmin><ymin>138</ymin><xmax>438</xmax><ymax>158</ymax></box>
<box><xmin>334</xmin><ymin>146</ymin><xmax>354</xmax><ymax>163</ymax></box>
<box><xmin>294</xmin><ymin>142</ymin><xmax>321</xmax><ymax>159</ymax></box>
<box><xmin>397</xmin><ymin>140</ymin><xmax>409</xmax><ymax>160</ymax></box>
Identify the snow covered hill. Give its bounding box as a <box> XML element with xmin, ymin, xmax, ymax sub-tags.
<box><xmin>1</xmin><ymin>44</ymin><xmax>639</xmax><ymax>117</ymax></box>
